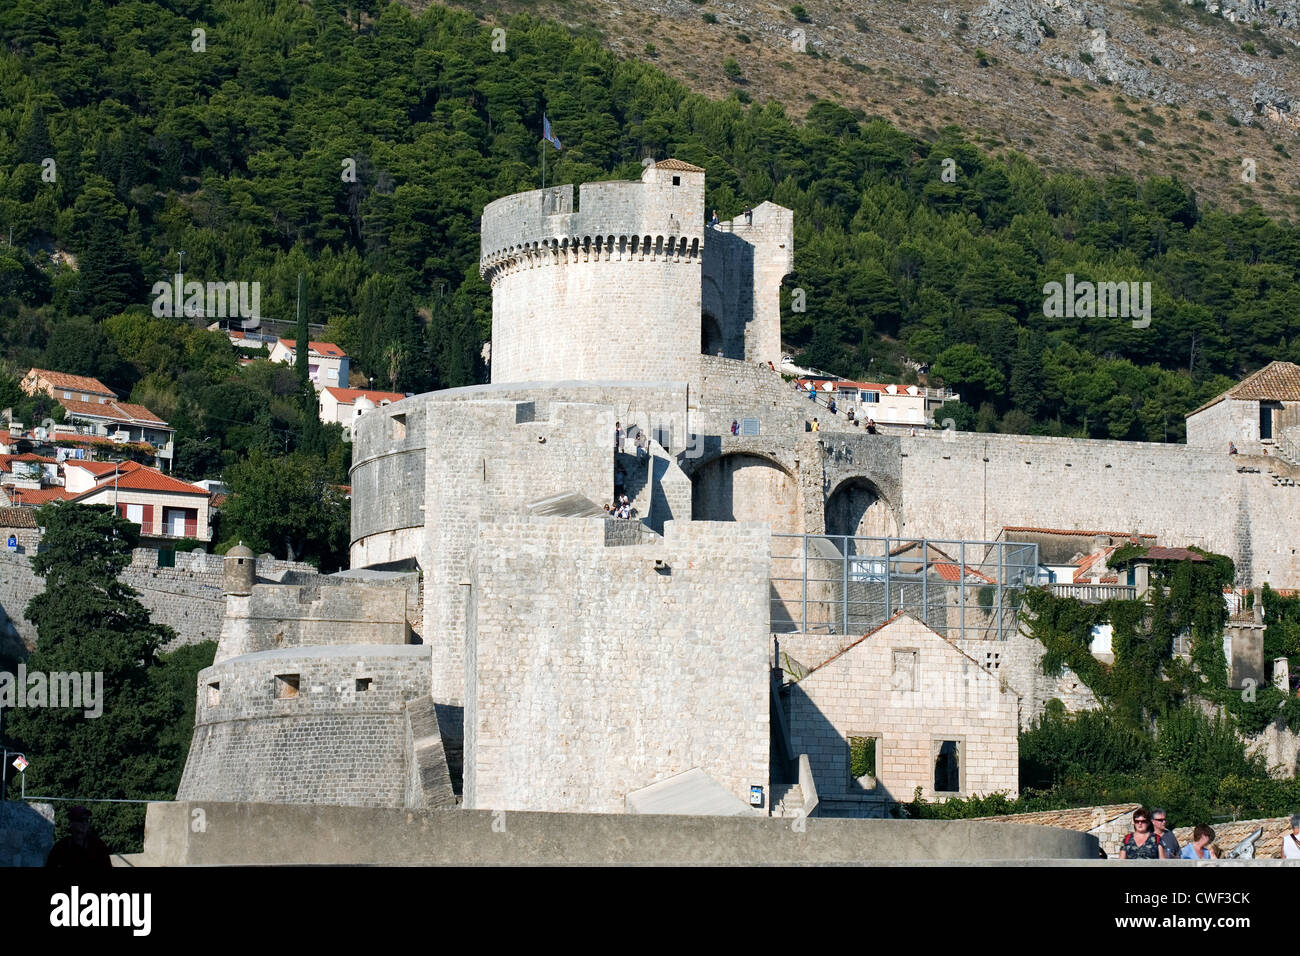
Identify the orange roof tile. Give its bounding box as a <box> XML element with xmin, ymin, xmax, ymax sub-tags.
<box><xmin>323</xmin><ymin>387</ymin><xmax>406</xmax><ymax>404</ymax></box>
<box><xmin>278</xmin><ymin>338</ymin><xmax>347</xmax><ymax>358</ymax></box>
<box><xmin>1189</xmin><ymin>361</ymin><xmax>1300</xmax><ymax>415</ymax></box>
<box><xmin>26</xmin><ymin>369</ymin><xmax>116</xmax><ymax>397</ymax></box>
<box><xmin>60</xmin><ymin>398</ymin><xmax>167</xmax><ymax>426</ymax></box>
<box><xmin>81</xmin><ymin>467</ymin><xmax>206</xmax><ymax>497</ymax></box>
<box><xmin>652</xmin><ymin>158</ymin><xmax>705</xmax><ymax>172</ymax></box>
<box><xmin>0</xmin><ymin>506</ymin><xmax>37</xmax><ymax>528</ymax></box>
<box><xmin>3</xmin><ymin>485</ymin><xmax>75</xmax><ymax>505</ymax></box>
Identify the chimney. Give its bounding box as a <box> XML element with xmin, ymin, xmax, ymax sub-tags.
<box><xmin>1253</xmin><ymin>588</ymin><xmax>1263</xmax><ymax>624</ymax></box>
<box><xmin>1092</xmin><ymin>534</ymin><xmax>1112</xmax><ymax>554</ymax></box>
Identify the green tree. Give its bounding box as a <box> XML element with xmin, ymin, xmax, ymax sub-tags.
<box><xmin>220</xmin><ymin>451</ymin><xmax>350</xmax><ymax>571</ymax></box>
<box><xmin>3</xmin><ymin>503</ymin><xmax>209</xmax><ymax>852</ymax></box>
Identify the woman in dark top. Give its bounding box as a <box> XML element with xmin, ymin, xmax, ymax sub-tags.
<box><xmin>1119</xmin><ymin>808</ymin><xmax>1166</xmax><ymax>859</ymax></box>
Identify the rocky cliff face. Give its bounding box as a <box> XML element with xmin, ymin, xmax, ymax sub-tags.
<box><xmin>452</xmin><ymin>0</ymin><xmax>1300</xmax><ymax>214</ymax></box>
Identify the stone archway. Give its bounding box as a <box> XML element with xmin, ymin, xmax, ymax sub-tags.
<box><xmin>691</xmin><ymin>453</ymin><xmax>802</xmax><ymax>532</ymax></box>
<box><xmin>825</xmin><ymin>476</ymin><xmax>898</xmax><ymax>545</ymax></box>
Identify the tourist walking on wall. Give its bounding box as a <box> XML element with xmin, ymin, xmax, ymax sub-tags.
<box><xmin>1119</xmin><ymin>808</ymin><xmax>1165</xmax><ymax>859</ymax></box>
<box><xmin>731</xmin><ymin>419</ymin><xmax>739</xmax><ymax>436</ymax></box>
<box><xmin>1152</xmin><ymin>808</ymin><xmax>1180</xmax><ymax>858</ymax></box>
<box><xmin>1180</xmin><ymin>825</ymin><xmax>1218</xmax><ymax>859</ymax></box>
<box><xmin>616</xmin><ymin>421</ymin><xmax>623</xmax><ymax>454</ymax></box>
<box><xmin>811</xmin><ymin>418</ymin><xmax>819</xmax><ymax>432</ymax></box>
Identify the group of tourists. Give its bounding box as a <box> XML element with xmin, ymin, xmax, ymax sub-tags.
<box><xmin>604</xmin><ymin>495</ymin><xmax>633</xmax><ymax>519</ymax></box>
<box><xmin>1117</xmin><ymin>807</ymin><xmax>1300</xmax><ymax>859</ymax></box>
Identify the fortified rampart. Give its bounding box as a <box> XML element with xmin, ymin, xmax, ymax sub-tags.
<box><xmin>177</xmin><ymin>645</ymin><xmax>433</xmax><ymax>807</ymax></box>
<box><xmin>464</xmin><ymin>517</ymin><xmax>771</xmax><ymax>813</ymax></box>
<box><xmin>0</xmin><ymin>546</ymin><xmax>317</xmax><ymax>652</ymax></box>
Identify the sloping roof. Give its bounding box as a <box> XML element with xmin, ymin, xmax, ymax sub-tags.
<box><xmin>1189</xmin><ymin>361</ymin><xmax>1300</xmax><ymax>416</ymax></box>
<box><xmin>1004</xmin><ymin>526</ymin><xmax>1156</xmax><ymax>539</ymax></box>
<box><xmin>60</xmin><ymin>397</ymin><xmax>167</xmax><ymax>427</ymax></box>
<box><xmin>1071</xmin><ymin>548</ymin><xmax>1119</xmax><ymax>584</ymax></box>
<box><xmin>1114</xmin><ymin>546</ymin><xmax>1207</xmax><ymax>564</ymax></box>
<box><xmin>80</xmin><ymin>467</ymin><xmax>206</xmax><ymax>497</ymax></box>
<box><xmin>0</xmin><ymin>506</ymin><xmax>37</xmax><ymax>528</ymax></box>
<box><xmin>1172</xmin><ymin>816</ymin><xmax>1294</xmax><ymax>859</ymax></box>
<box><xmin>799</xmin><ymin>612</ymin><xmax>1017</xmax><ymax>695</ymax></box>
<box><xmin>968</xmin><ymin>804</ymin><xmax>1142</xmax><ymax>832</ymax></box>
<box><xmin>3</xmin><ymin>485</ymin><xmax>74</xmax><ymax>505</ymax></box>
<box><xmin>64</xmin><ymin>460</ymin><xmax>122</xmax><ymax>477</ymax></box>
<box><xmin>278</xmin><ymin>338</ymin><xmax>347</xmax><ymax>358</ymax></box>
<box><xmin>322</xmin><ymin>387</ymin><xmax>406</xmax><ymax>405</ymax></box>
<box><xmin>652</xmin><ymin>158</ymin><xmax>705</xmax><ymax>172</ymax></box>
<box><xmin>26</xmin><ymin>369</ymin><xmax>115</xmax><ymax>397</ymax></box>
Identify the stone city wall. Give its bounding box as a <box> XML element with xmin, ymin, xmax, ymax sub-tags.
<box><xmin>464</xmin><ymin>517</ymin><xmax>771</xmax><ymax>813</ymax></box>
<box><xmin>177</xmin><ymin>645</ymin><xmax>432</xmax><ymax>808</ymax></box>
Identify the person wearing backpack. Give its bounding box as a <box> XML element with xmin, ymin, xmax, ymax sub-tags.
<box><xmin>1119</xmin><ymin>807</ymin><xmax>1166</xmax><ymax>859</ymax></box>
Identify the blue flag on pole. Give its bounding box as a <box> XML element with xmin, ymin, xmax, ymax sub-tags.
<box><xmin>542</xmin><ymin>114</ymin><xmax>563</xmax><ymax>151</ymax></box>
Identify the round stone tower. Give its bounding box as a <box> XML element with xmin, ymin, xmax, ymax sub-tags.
<box><xmin>479</xmin><ymin>159</ymin><xmax>706</xmax><ymax>385</ymax></box>
<box><xmin>223</xmin><ymin>543</ymin><xmax>256</xmax><ymax>596</ymax></box>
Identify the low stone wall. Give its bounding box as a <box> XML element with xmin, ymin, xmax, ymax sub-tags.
<box><xmin>142</xmin><ymin>800</ymin><xmax>1099</xmax><ymax>865</ymax></box>
<box><xmin>0</xmin><ymin>801</ymin><xmax>53</xmax><ymax>866</ymax></box>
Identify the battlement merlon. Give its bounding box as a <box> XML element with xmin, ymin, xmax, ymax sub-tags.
<box><xmin>479</xmin><ymin>161</ymin><xmax>707</xmax><ymax>280</ymax></box>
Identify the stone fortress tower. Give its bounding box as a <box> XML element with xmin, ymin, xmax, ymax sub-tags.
<box><xmin>177</xmin><ymin>158</ymin><xmax>1300</xmax><ymax>824</ymax></box>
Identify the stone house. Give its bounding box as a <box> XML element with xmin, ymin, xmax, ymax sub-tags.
<box><xmin>784</xmin><ymin>613</ymin><xmax>1020</xmax><ymax>812</ymax></box>
<box><xmin>69</xmin><ymin>461</ymin><xmax>212</xmax><ymax>542</ymax></box>
<box><xmin>1186</xmin><ymin>360</ymin><xmax>1300</xmax><ymax>455</ymax></box>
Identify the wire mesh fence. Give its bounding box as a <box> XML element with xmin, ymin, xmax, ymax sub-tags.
<box><xmin>770</xmin><ymin>534</ymin><xmax>1039</xmax><ymax>641</ymax></box>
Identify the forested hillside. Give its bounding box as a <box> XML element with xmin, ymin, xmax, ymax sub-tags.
<box><xmin>1</xmin><ymin>0</ymin><xmax>1298</xmax><ymax>460</ymax></box>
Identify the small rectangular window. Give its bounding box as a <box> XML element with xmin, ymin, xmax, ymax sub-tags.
<box><xmin>391</xmin><ymin>414</ymin><xmax>407</xmax><ymax>440</ymax></box>
<box><xmin>672</xmin><ymin>175</ymin><xmax>681</xmax><ymax>186</ymax></box>
<box><xmin>355</xmin><ymin>678</ymin><xmax>372</xmax><ymax>692</ymax></box>
<box><xmin>933</xmin><ymin>739</ymin><xmax>962</xmax><ymax>794</ymax></box>
<box><xmin>848</xmin><ymin>734</ymin><xmax>880</xmax><ymax>792</ymax></box>
<box><xmin>206</xmin><ymin>682</ymin><xmax>220</xmax><ymax>707</ymax></box>
<box><xmin>276</xmin><ymin>674</ymin><xmax>299</xmax><ymax>698</ymax></box>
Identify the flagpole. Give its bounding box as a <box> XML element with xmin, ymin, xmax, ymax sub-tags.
<box><xmin>542</xmin><ymin>139</ymin><xmax>546</xmax><ymax>190</ymax></box>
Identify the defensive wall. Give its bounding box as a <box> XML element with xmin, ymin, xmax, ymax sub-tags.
<box><xmin>0</xmin><ymin>546</ymin><xmax>317</xmax><ymax>652</ymax></box>
<box><xmin>140</xmin><ymin>799</ymin><xmax>1100</xmax><ymax>865</ymax></box>
<box><xmin>684</xmin><ymin>360</ymin><xmax>1300</xmax><ymax>589</ymax></box>
<box><xmin>350</xmin><ymin>382</ymin><xmax>694</xmax><ymax>718</ymax></box>
<box><xmin>177</xmin><ymin>644</ymin><xmax>433</xmax><ymax>808</ymax></box>
<box><xmin>464</xmin><ymin>517</ymin><xmax>771</xmax><ymax>813</ymax></box>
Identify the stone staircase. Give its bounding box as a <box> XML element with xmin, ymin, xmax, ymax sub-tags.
<box><xmin>770</xmin><ymin>782</ymin><xmax>804</xmax><ymax>818</ymax></box>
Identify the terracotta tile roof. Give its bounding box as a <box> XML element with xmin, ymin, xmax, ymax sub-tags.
<box><xmin>59</xmin><ymin>397</ymin><xmax>167</xmax><ymax>427</ymax></box>
<box><xmin>932</xmin><ymin>561</ymin><xmax>995</xmax><ymax>583</ymax></box>
<box><xmin>1071</xmin><ymin>548</ymin><xmax>1120</xmax><ymax>584</ymax></box>
<box><xmin>64</xmin><ymin>460</ymin><xmax>122</xmax><ymax>477</ymax></box>
<box><xmin>1172</xmin><ymin>817</ymin><xmax>1294</xmax><ymax>859</ymax></box>
<box><xmin>2</xmin><ymin>485</ymin><xmax>75</xmax><ymax>505</ymax></box>
<box><xmin>0</xmin><ymin>506</ymin><xmax>37</xmax><ymax>528</ymax></box>
<box><xmin>1189</xmin><ymin>361</ymin><xmax>1300</xmax><ymax>416</ymax></box>
<box><xmin>26</xmin><ymin>369</ymin><xmax>115</xmax><ymax>397</ymax></box>
<box><xmin>278</xmin><ymin>338</ymin><xmax>347</xmax><ymax>358</ymax></box>
<box><xmin>1135</xmin><ymin>546</ymin><xmax>1206</xmax><ymax>563</ymax></box>
<box><xmin>323</xmin><ymin>387</ymin><xmax>406</xmax><ymax>404</ymax></box>
<box><xmin>0</xmin><ymin>453</ymin><xmax>56</xmax><ymax>469</ymax></box>
<box><xmin>968</xmin><ymin>804</ymin><xmax>1142</xmax><ymax>832</ymax></box>
<box><xmin>1004</xmin><ymin>526</ymin><xmax>1157</xmax><ymax>539</ymax></box>
<box><xmin>81</xmin><ymin>467</ymin><xmax>206</xmax><ymax>497</ymax></box>
<box><xmin>652</xmin><ymin>158</ymin><xmax>705</xmax><ymax>172</ymax></box>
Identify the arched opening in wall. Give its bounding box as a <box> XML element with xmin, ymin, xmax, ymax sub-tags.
<box><xmin>825</xmin><ymin>476</ymin><xmax>898</xmax><ymax>551</ymax></box>
<box><xmin>702</xmin><ymin>311</ymin><xmax>725</xmax><ymax>357</ymax></box>
<box><xmin>691</xmin><ymin>454</ymin><xmax>802</xmax><ymax>531</ymax></box>
<box><xmin>692</xmin><ymin>453</ymin><xmax>802</xmax><ymax>631</ymax></box>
